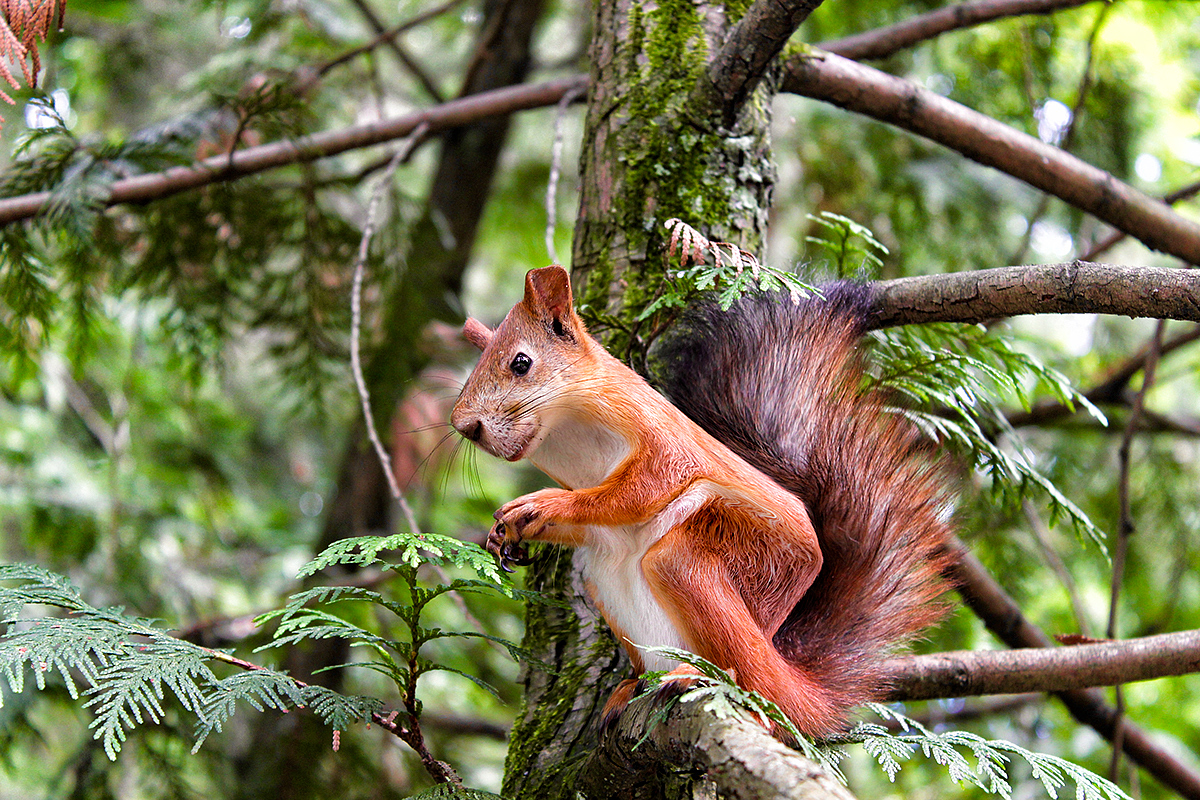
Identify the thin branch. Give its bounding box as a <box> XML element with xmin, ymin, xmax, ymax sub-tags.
<box><xmin>949</xmin><ymin>543</ymin><xmax>1200</xmax><ymax>798</ymax></box>
<box><xmin>879</xmin><ymin>694</ymin><xmax>1042</xmax><ymax>730</ymax></box>
<box><xmin>781</xmin><ymin>51</ymin><xmax>1200</xmax><ymax>265</ymax></box>
<box><xmin>317</xmin><ymin>0</ymin><xmax>468</xmax><ymax>79</ymax></box>
<box><xmin>203</xmin><ymin>645</ymin><xmax>460</xmax><ymax>784</ymax></box>
<box><xmin>1007</xmin><ymin>1</ymin><xmax>1109</xmax><ymax>265</ymax></box>
<box><xmin>0</xmin><ymin>75</ymin><xmax>590</xmax><ymax>226</ymax></box>
<box><xmin>544</xmin><ymin>83</ymin><xmax>586</xmax><ymax>263</ymax></box>
<box><xmin>820</xmin><ymin>0</ymin><xmax>1096</xmax><ymax>61</ymax></box>
<box><xmin>868</xmin><ymin>262</ymin><xmax>1200</xmax><ymax>328</ymax></box>
<box><xmin>1080</xmin><ymin>179</ymin><xmax>1200</xmax><ymax>261</ymax></box>
<box><xmin>1109</xmin><ymin>321</ymin><xmax>1166</xmax><ymax>640</ymax></box>
<box><xmin>344</xmin><ymin>0</ymin><xmax>445</xmax><ymax>102</ymax></box>
<box><xmin>1023</xmin><ymin>499</ymin><xmax>1092</xmax><ymax>637</ymax></box>
<box><xmin>349</xmin><ymin>125</ymin><xmax>429</xmax><ymax>533</ymax></box>
<box><xmin>697</xmin><ymin>0</ymin><xmax>826</xmax><ymax>127</ymax></box>
<box><xmin>1006</xmin><ymin>324</ymin><xmax>1200</xmax><ymax>428</ymax></box>
<box><xmin>1106</xmin><ymin>319</ymin><xmax>1165</xmax><ymax>779</ymax></box>
<box><xmin>885</xmin><ymin>628</ymin><xmax>1200</xmax><ymax>701</ymax></box>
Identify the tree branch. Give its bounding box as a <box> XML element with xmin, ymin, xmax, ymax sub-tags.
<box><xmin>1006</xmin><ymin>325</ymin><xmax>1200</xmax><ymax>428</ymax></box>
<box><xmin>820</xmin><ymin>0</ymin><xmax>1097</xmax><ymax>61</ymax></box>
<box><xmin>950</xmin><ymin>543</ymin><xmax>1200</xmax><ymax>799</ymax></box>
<box><xmin>1080</xmin><ymin>179</ymin><xmax>1200</xmax><ymax>261</ymax></box>
<box><xmin>885</xmin><ymin>629</ymin><xmax>1200</xmax><ymax>701</ymax></box>
<box><xmin>581</xmin><ymin>693</ymin><xmax>857</xmax><ymax>800</ymax></box>
<box><xmin>344</xmin><ymin>0</ymin><xmax>445</xmax><ymax>102</ymax></box>
<box><xmin>780</xmin><ymin>51</ymin><xmax>1200</xmax><ymax>265</ymax></box>
<box><xmin>867</xmin><ymin>262</ymin><xmax>1200</xmax><ymax>328</ymax></box>
<box><xmin>698</xmin><ymin>0</ymin><xmax>825</xmax><ymax>127</ymax></box>
<box><xmin>317</xmin><ymin>0</ymin><xmax>468</xmax><ymax>80</ymax></box>
<box><xmin>0</xmin><ymin>75</ymin><xmax>588</xmax><ymax>226</ymax></box>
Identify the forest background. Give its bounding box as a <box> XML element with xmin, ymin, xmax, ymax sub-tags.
<box><xmin>1</xmin><ymin>0</ymin><xmax>1200</xmax><ymax>799</ymax></box>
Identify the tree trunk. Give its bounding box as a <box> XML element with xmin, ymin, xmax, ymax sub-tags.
<box><xmin>503</xmin><ymin>2</ymin><xmax>795</xmax><ymax>798</ymax></box>
<box><xmin>570</xmin><ymin>0</ymin><xmax>776</xmax><ymax>358</ymax></box>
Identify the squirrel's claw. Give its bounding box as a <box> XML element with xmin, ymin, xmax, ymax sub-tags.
<box><xmin>487</xmin><ymin>521</ymin><xmax>532</xmax><ymax>572</ymax></box>
<box><xmin>501</xmin><ymin>540</ymin><xmax>533</xmax><ymax>567</ymax></box>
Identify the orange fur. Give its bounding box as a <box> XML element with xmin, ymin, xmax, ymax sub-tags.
<box><xmin>451</xmin><ymin>266</ymin><xmax>951</xmax><ymax>737</ymax></box>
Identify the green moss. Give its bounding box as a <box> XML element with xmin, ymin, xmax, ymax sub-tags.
<box><xmin>722</xmin><ymin>0</ymin><xmax>754</xmax><ymax>23</ymax></box>
<box><xmin>575</xmin><ymin>0</ymin><xmax>776</xmax><ymax>359</ymax></box>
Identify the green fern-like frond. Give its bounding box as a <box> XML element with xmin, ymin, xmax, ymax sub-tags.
<box><xmin>1</xmin><ymin>563</ymin><xmax>388</xmax><ymax>760</ymax></box>
<box><xmin>639</xmin><ymin>219</ymin><xmax>818</xmax><ymax>324</ymax></box>
<box><xmin>804</xmin><ymin>210</ymin><xmax>890</xmax><ymax>277</ymax></box>
<box><xmin>260</xmin><ymin>542</ymin><xmax>553</xmax><ymax>685</ymax></box>
<box><xmin>859</xmin><ymin>705</ymin><xmax>1131</xmax><ymax>800</ymax></box>
<box><xmin>193</xmin><ymin>671</ymin><xmax>382</xmax><ymax>752</ymax></box>
<box><xmin>299</xmin><ymin>533</ymin><xmax>506</xmax><ymax>586</ymax></box>
<box><xmin>406</xmin><ymin>784</ymin><xmax>506</xmax><ymax>800</ymax></box>
<box><xmin>868</xmin><ymin>323</ymin><xmax>1108</xmax><ymax>547</ymax></box>
<box><xmin>83</xmin><ymin>638</ymin><xmax>216</xmax><ymax>759</ymax></box>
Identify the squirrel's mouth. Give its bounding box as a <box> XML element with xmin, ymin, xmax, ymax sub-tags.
<box><xmin>501</xmin><ymin>426</ymin><xmax>543</xmax><ymax>462</ymax></box>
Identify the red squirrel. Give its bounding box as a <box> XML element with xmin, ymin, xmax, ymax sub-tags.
<box><xmin>451</xmin><ymin>265</ymin><xmax>954</xmax><ymax>736</ymax></box>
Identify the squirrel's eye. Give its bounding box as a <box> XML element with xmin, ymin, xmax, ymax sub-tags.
<box><xmin>510</xmin><ymin>353</ymin><xmax>532</xmax><ymax>376</ymax></box>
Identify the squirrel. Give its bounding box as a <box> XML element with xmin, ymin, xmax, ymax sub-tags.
<box><xmin>451</xmin><ymin>265</ymin><xmax>955</xmax><ymax>737</ymax></box>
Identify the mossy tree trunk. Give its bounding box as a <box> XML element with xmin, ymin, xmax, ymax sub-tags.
<box><xmin>571</xmin><ymin>0</ymin><xmax>777</xmax><ymax>359</ymax></box>
<box><xmin>502</xmin><ymin>2</ymin><xmax>824</xmax><ymax>798</ymax></box>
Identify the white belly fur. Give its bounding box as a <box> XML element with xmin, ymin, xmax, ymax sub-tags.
<box><xmin>576</xmin><ymin>483</ymin><xmax>712</xmax><ymax>672</ymax></box>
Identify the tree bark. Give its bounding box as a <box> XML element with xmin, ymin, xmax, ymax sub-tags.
<box><xmin>577</xmin><ymin>693</ymin><xmax>857</xmax><ymax>800</ymax></box>
<box><xmin>569</xmin><ymin>1</ymin><xmax>777</xmax><ymax>354</ymax></box>
<box><xmin>869</xmin><ymin>262</ymin><xmax>1200</xmax><ymax>327</ymax></box>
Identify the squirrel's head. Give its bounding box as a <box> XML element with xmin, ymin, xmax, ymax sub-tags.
<box><xmin>451</xmin><ymin>265</ymin><xmax>592</xmax><ymax>462</ymax></box>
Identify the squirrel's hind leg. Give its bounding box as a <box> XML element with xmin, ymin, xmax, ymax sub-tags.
<box><xmin>640</xmin><ymin>525</ymin><xmax>847</xmax><ymax>738</ymax></box>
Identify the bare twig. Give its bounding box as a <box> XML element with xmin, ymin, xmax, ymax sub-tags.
<box><xmin>781</xmin><ymin>51</ymin><xmax>1200</xmax><ymax>265</ymax></box>
<box><xmin>1007</xmin><ymin>324</ymin><xmax>1200</xmax><ymax>427</ymax></box>
<box><xmin>318</xmin><ymin>0</ymin><xmax>468</xmax><ymax>79</ymax></box>
<box><xmin>820</xmin><ymin>0</ymin><xmax>1096</xmax><ymax>61</ymax></box>
<box><xmin>879</xmin><ymin>694</ymin><xmax>1043</xmax><ymax>731</ymax></box>
<box><xmin>204</xmin><ymin>646</ymin><xmax>460</xmax><ymax>784</ymax></box>
<box><xmin>349</xmin><ymin>124</ymin><xmax>430</xmax><ymax>535</ymax></box>
<box><xmin>344</xmin><ymin>0</ymin><xmax>445</xmax><ymax>102</ymax></box>
<box><xmin>1007</xmin><ymin>1</ymin><xmax>1109</xmax><ymax>265</ymax></box>
<box><xmin>1106</xmin><ymin>318</ymin><xmax>1166</xmax><ymax>779</ymax></box>
<box><xmin>1023</xmin><ymin>499</ymin><xmax>1092</xmax><ymax>637</ymax></box>
<box><xmin>1080</xmin><ymin>179</ymin><xmax>1200</xmax><ymax>261</ymax></box>
<box><xmin>544</xmin><ymin>83</ymin><xmax>586</xmax><ymax>263</ymax></box>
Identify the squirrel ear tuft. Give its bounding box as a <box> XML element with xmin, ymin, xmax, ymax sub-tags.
<box><xmin>463</xmin><ymin>317</ymin><xmax>493</xmax><ymax>351</ymax></box>
<box><xmin>523</xmin><ymin>266</ymin><xmax>577</xmax><ymax>336</ymax></box>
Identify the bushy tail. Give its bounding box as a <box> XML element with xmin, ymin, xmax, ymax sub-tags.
<box><xmin>655</xmin><ymin>284</ymin><xmax>955</xmax><ymax>717</ymax></box>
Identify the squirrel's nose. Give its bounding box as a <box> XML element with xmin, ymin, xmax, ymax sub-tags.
<box><xmin>454</xmin><ymin>417</ymin><xmax>483</xmax><ymax>442</ymax></box>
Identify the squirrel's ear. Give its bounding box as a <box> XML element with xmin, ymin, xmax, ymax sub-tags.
<box><xmin>522</xmin><ymin>266</ymin><xmax>578</xmax><ymax>337</ymax></box>
<box><xmin>462</xmin><ymin>317</ymin><xmax>493</xmax><ymax>351</ymax></box>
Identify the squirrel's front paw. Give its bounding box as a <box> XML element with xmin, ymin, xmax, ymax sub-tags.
<box><xmin>494</xmin><ymin>491</ymin><xmax>558</xmax><ymax>539</ymax></box>
<box><xmin>487</xmin><ymin>490</ymin><xmax>565</xmax><ymax>571</ymax></box>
